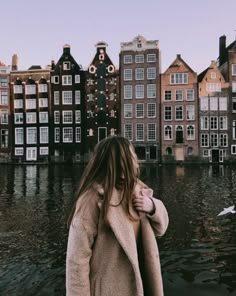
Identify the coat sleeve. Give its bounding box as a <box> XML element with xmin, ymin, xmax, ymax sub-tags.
<box><xmin>146</xmin><ymin>197</ymin><xmax>169</xmax><ymax>237</ymax></box>
<box><xmin>66</xmin><ymin>192</ymin><xmax>99</xmax><ymax>296</ymax></box>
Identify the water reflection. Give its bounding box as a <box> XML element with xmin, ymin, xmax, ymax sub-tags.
<box><xmin>0</xmin><ymin>164</ymin><xmax>235</xmax><ymax>296</ymax></box>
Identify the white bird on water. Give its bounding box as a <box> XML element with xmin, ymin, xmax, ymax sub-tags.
<box><xmin>217</xmin><ymin>205</ymin><xmax>236</xmax><ymax>216</ymax></box>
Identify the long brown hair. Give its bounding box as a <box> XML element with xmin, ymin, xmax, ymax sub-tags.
<box><xmin>68</xmin><ymin>135</ymin><xmax>139</xmax><ymax>226</ymax></box>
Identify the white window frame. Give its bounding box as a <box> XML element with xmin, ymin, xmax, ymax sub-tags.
<box><xmin>147</xmin><ymin>84</ymin><xmax>156</xmax><ymax>98</ymax></box>
<box><xmin>26</xmin><ymin>127</ymin><xmax>37</xmax><ymax>144</ymax></box>
<box><xmin>15</xmin><ymin>113</ymin><xmax>24</xmax><ymax>124</ymax></box>
<box><xmin>54</xmin><ymin>128</ymin><xmax>60</xmax><ymax>143</ymax></box>
<box><xmin>62</xmin><ymin>91</ymin><xmax>73</xmax><ymax>105</ymax></box>
<box><xmin>26</xmin><ymin>112</ymin><xmax>37</xmax><ymax>124</ymax></box>
<box><xmin>124</xmin><ymin>55</ymin><xmax>132</xmax><ymax>64</ymax></box>
<box><xmin>147</xmin><ymin>103</ymin><xmax>156</xmax><ymax>118</ymax></box>
<box><xmin>15</xmin><ymin>128</ymin><xmax>24</xmax><ymax>145</ymax></box>
<box><xmin>124</xmin><ymin>85</ymin><xmax>132</xmax><ymax>99</ymax></box>
<box><xmin>54</xmin><ymin>91</ymin><xmax>60</xmax><ymax>105</ymax></box>
<box><xmin>75</xmin><ymin>110</ymin><xmax>81</xmax><ymax>123</ymax></box>
<box><xmin>136</xmin><ymin>123</ymin><xmax>144</xmax><ymax>141</ymax></box>
<box><xmin>124</xmin><ymin>124</ymin><xmax>133</xmax><ymax>141</ymax></box>
<box><xmin>62</xmin><ymin>75</ymin><xmax>72</xmax><ymax>85</ymax></box>
<box><xmin>63</xmin><ymin>110</ymin><xmax>73</xmax><ymax>124</ymax></box>
<box><xmin>63</xmin><ymin>127</ymin><xmax>73</xmax><ymax>143</ymax></box>
<box><xmin>136</xmin><ymin>103</ymin><xmax>144</xmax><ymax>118</ymax></box>
<box><xmin>135</xmin><ymin>68</ymin><xmax>144</xmax><ymax>80</ymax></box>
<box><xmin>147</xmin><ymin>123</ymin><xmax>156</xmax><ymax>141</ymax></box>
<box><xmin>135</xmin><ymin>85</ymin><xmax>144</xmax><ymax>99</ymax></box>
<box><xmin>75</xmin><ymin>90</ymin><xmax>81</xmax><ymax>104</ymax></box>
<box><xmin>147</xmin><ymin>54</ymin><xmax>156</xmax><ymax>63</ymax></box>
<box><xmin>54</xmin><ymin>111</ymin><xmax>60</xmax><ymax>124</ymax></box>
<box><xmin>39</xmin><ymin>112</ymin><xmax>48</xmax><ymax>123</ymax></box>
<box><xmin>75</xmin><ymin>127</ymin><xmax>81</xmax><ymax>142</ymax></box>
<box><xmin>124</xmin><ymin>104</ymin><xmax>133</xmax><ymax>118</ymax></box>
<box><xmin>124</xmin><ymin>69</ymin><xmax>132</xmax><ymax>81</ymax></box>
<box><xmin>40</xmin><ymin>127</ymin><xmax>49</xmax><ymax>144</ymax></box>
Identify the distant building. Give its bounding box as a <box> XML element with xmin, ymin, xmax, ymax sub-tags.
<box><xmin>10</xmin><ymin>58</ymin><xmax>51</xmax><ymax>162</ymax></box>
<box><xmin>85</xmin><ymin>41</ymin><xmax>119</xmax><ymax>158</ymax></box>
<box><xmin>0</xmin><ymin>61</ymin><xmax>11</xmax><ymax>161</ymax></box>
<box><xmin>218</xmin><ymin>35</ymin><xmax>236</xmax><ymax>160</ymax></box>
<box><xmin>50</xmin><ymin>44</ymin><xmax>86</xmax><ymax>163</ymax></box>
<box><xmin>161</xmin><ymin>54</ymin><xmax>198</xmax><ymax>162</ymax></box>
<box><xmin>120</xmin><ymin>35</ymin><xmax>161</xmax><ymax>161</ymax></box>
<box><xmin>198</xmin><ymin>60</ymin><xmax>229</xmax><ymax>162</ymax></box>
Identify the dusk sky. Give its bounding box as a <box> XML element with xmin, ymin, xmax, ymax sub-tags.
<box><xmin>1</xmin><ymin>0</ymin><xmax>235</xmax><ymax>73</ymax></box>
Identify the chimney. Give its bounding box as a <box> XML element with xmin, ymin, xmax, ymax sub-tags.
<box><xmin>51</xmin><ymin>60</ymin><xmax>55</xmax><ymax>70</ymax></box>
<box><xmin>12</xmin><ymin>54</ymin><xmax>18</xmax><ymax>70</ymax></box>
<box><xmin>219</xmin><ymin>35</ymin><xmax>226</xmax><ymax>66</ymax></box>
<box><xmin>63</xmin><ymin>44</ymin><xmax>71</xmax><ymax>54</ymax></box>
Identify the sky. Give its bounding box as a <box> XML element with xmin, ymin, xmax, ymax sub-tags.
<box><xmin>0</xmin><ymin>0</ymin><xmax>235</xmax><ymax>74</ymax></box>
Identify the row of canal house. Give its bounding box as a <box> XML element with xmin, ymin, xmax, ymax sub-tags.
<box><xmin>0</xmin><ymin>34</ymin><xmax>236</xmax><ymax>163</ymax></box>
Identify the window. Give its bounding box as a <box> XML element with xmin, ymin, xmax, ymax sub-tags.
<box><xmin>164</xmin><ymin>106</ymin><xmax>172</xmax><ymax>121</ymax></box>
<box><xmin>136</xmin><ymin>103</ymin><xmax>144</xmax><ymax>118</ymax></box>
<box><xmin>38</xmin><ymin>84</ymin><xmax>47</xmax><ymax>93</ymax></box>
<box><xmin>124</xmin><ymin>69</ymin><xmax>132</xmax><ymax>80</ymax></box>
<box><xmin>186</xmin><ymin>105</ymin><xmax>194</xmax><ymax>120</ymax></box>
<box><xmin>40</xmin><ymin>147</ymin><xmax>49</xmax><ymax>155</ymax></box>
<box><xmin>124</xmin><ymin>124</ymin><xmax>132</xmax><ymax>140</ymax></box>
<box><xmin>219</xmin><ymin>134</ymin><xmax>228</xmax><ymax>147</ymax></box>
<box><xmin>175</xmin><ymin>106</ymin><xmax>183</xmax><ymax>120</ymax></box>
<box><xmin>135</xmin><ymin>55</ymin><xmax>144</xmax><ymax>63</ymax></box>
<box><xmin>176</xmin><ymin>90</ymin><xmax>183</xmax><ymax>101</ymax></box>
<box><xmin>136</xmin><ymin>123</ymin><xmax>144</xmax><ymax>141</ymax></box>
<box><xmin>164</xmin><ymin>90</ymin><xmax>172</xmax><ymax>101</ymax></box>
<box><xmin>124</xmin><ymin>55</ymin><xmax>132</xmax><ymax>64</ymax></box>
<box><xmin>147</xmin><ymin>68</ymin><xmax>156</xmax><ymax>79</ymax></box>
<box><xmin>54</xmin><ymin>128</ymin><xmax>60</xmax><ymax>143</ymax></box>
<box><xmin>147</xmin><ymin>123</ymin><xmax>156</xmax><ymax>141</ymax></box>
<box><xmin>124</xmin><ymin>104</ymin><xmax>132</xmax><ymax>118</ymax></box>
<box><xmin>26</xmin><ymin>112</ymin><xmax>37</xmax><ymax>123</ymax></box>
<box><xmin>75</xmin><ymin>127</ymin><xmax>81</xmax><ymax>142</ymax></box>
<box><xmin>135</xmin><ymin>85</ymin><xmax>144</xmax><ymax>98</ymax></box>
<box><xmin>63</xmin><ymin>61</ymin><xmax>71</xmax><ymax>70</ymax></box>
<box><xmin>25</xmin><ymin>84</ymin><xmax>36</xmax><ymax>95</ymax></box>
<box><xmin>54</xmin><ymin>76</ymin><xmax>59</xmax><ymax>84</ymax></box>
<box><xmin>26</xmin><ymin>99</ymin><xmax>36</xmax><ymax>109</ymax></box>
<box><xmin>147</xmin><ymin>103</ymin><xmax>156</xmax><ymax>118</ymax></box>
<box><xmin>13</xmin><ymin>85</ymin><xmax>23</xmax><ymax>94</ymax></box>
<box><xmin>201</xmin><ymin>116</ymin><xmax>209</xmax><ymax>130</ymax></box>
<box><xmin>186</xmin><ymin>89</ymin><xmax>194</xmax><ymax>101</ymax></box>
<box><xmin>187</xmin><ymin>125</ymin><xmax>195</xmax><ymax>140</ymax></box>
<box><xmin>39</xmin><ymin>98</ymin><xmax>48</xmax><ymax>108</ymax></box>
<box><xmin>232</xmin><ymin>82</ymin><xmax>236</xmax><ymax>93</ymax></box>
<box><xmin>206</xmin><ymin>83</ymin><xmax>221</xmax><ymax>92</ymax></box>
<box><xmin>164</xmin><ymin>125</ymin><xmax>172</xmax><ymax>140</ymax></box>
<box><xmin>62</xmin><ymin>75</ymin><xmax>72</xmax><ymax>85</ymax></box>
<box><xmin>63</xmin><ymin>111</ymin><xmax>73</xmax><ymax>124</ymax></box>
<box><xmin>210</xmin><ymin>116</ymin><xmax>218</xmax><ymax>130</ymax></box>
<box><xmin>219</xmin><ymin>97</ymin><xmax>227</xmax><ymax>111</ymax></box>
<box><xmin>54</xmin><ymin>91</ymin><xmax>60</xmax><ymax>105</ymax></box>
<box><xmin>201</xmin><ymin>134</ymin><xmax>209</xmax><ymax>147</ymax></box>
<box><xmin>219</xmin><ymin>116</ymin><xmax>227</xmax><ymax>130</ymax></box>
<box><xmin>75</xmin><ymin>75</ymin><xmax>80</xmax><ymax>83</ymax></box>
<box><xmin>170</xmin><ymin>73</ymin><xmax>188</xmax><ymax>84</ymax></box>
<box><xmin>0</xmin><ymin>78</ymin><xmax>7</xmax><ymax>87</ymax></box>
<box><xmin>15</xmin><ymin>128</ymin><xmax>24</xmax><ymax>144</ymax></box>
<box><xmin>15</xmin><ymin>147</ymin><xmax>23</xmax><ymax>155</ymax></box>
<box><xmin>15</xmin><ymin>113</ymin><xmax>23</xmax><ymax>124</ymax></box>
<box><xmin>54</xmin><ymin>111</ymin><xmax>60</xmax><ymax>124</ymax></box>
<box><xmin>14</xmin><ymin>99</ymin><xmax>23</xmax><ymax>109</ymax></box>
<box><xmin>63</xmin><ymin>127</ymin><xmax>73</xmax><ymax>142</ymax></box>
<box><xmin>75</xmin><ymin>110</ymin><xmax>81</xmax><ymax>123</ymax></box>
<box><xmin>211</xmin><ymin>72</ymin><xmax>216</xmax><ymax>79</ymax></box>
<box><xmin>124</xmin><ymin>85</ymin><xmax>132</xmax><ymax>99</ymax></box>
<box><xmin>75</xmin><ymin>90</ymin><xmax>81</xmax><ymax>104</ymax></box>
<box><xmin>210</xmin><ymin>134</ymin><xmax>218</xmax><ymax>147</ymax></box>
<box><xmin>39</xmin><ymin>112</ymin><xmax>48</xmax><ymax>123</ymax></box>
<box><xmin>231</xmin><ymin>145</ymin><xmax>236</xmax><ymax>154</ymax></box>
<box><xmin>200</xmin><ymin>97</ymin><xmax>208</xmax><ymax>111</ymax></box>
<box><xmin>1</xmin><ymin>110</ymin><xmax>8</xmax><ymax>124</ymax></box>
<box><xmin>147</xmin><ymin>54</ymin><xmax>156</xmax><ymax>63</ymax></box>
<box><xmin>232</xmin><ymin>64</ymin><xmax>236</xmax><ymax>75</ymax></box>
<box><xmin>147</xmin><ymin>84</ymin><xmax>156</xmax><ymax>98</ymax></box>
<box><xmin>110</xmin><ymin>128</ymin><xmax>115</xmax><ymax>136</ymax></box>
<box><xmin>233</xmin><ymin>98</ymin><xmax>236</xmax><ymax>113</ymax></box>
<box><xmin>1</xmin><ymin>129</ymin><xmax>8</xmax><ymax>148</ymax></box>
<box><xmin>63</xmin><ymin>91</ymin><xmax>72</xmax><ymax>104</ymax></box>
<box><xmin>40</xmin><ymin>127</ymin><xmax>48</xmax><ymax>143</ymax></box>
<box><xmin>135</xmin><ymin>68</ymin><xmax>144</xmax><ymax>80</ymax></box>
<box><xmin>233</xmin><ymin>121</ymin><xmax>236</xmax><ymax>140</ymax></box>
<box><xmin>0</xmin><ymin>91</ymin><xmax>8</xmax><ymax>105</ymax></box>
<box><xmin>27</xmin><ymin>127</ymin><xmax>37</xmax><ymax>144</ymax></box>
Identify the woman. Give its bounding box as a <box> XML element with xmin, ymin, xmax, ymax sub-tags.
<box><xmin>66</xmin><ymin>135</ymin><xmax>169</xmax><ymax>296</ymax></box>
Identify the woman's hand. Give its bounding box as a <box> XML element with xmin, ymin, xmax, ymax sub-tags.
<box><xmin>132</xmin><ymin>189</ymin><xmax>155</xmax><ymax>214</ymax></box>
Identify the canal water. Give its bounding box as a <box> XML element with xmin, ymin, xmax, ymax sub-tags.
<box><xmin>0</xmin><ymin>164</ymin><xmax>235</xmax><ymax>296</ymax></box>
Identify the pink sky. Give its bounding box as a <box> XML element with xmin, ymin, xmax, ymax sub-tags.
<box><xmin>1</xmin><ymin>0</ymin><xmax>235</xmax><ymax>73</ymax></box>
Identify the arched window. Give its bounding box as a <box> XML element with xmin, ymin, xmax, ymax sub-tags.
<box><xmin>176</xmin><ymin>125</ymin><xmax>183</xmax><ymax>144</ymax></box>
<box><xmin>164</xmin><ymin>125</ymin><xmax>172</xmax><ymax>140</ymax></box>
<box><xmin>187</xmin><ymin>125</ymin><xmax>195</xmax><ymax>140</ymax></box>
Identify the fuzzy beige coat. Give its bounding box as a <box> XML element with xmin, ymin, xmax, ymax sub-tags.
<box><xmin>66</xmin><ymin>182</ymin><xmax>169</xmax><ymax>296</ymax></box>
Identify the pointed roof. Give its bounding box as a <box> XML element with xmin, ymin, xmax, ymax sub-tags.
<box><xmin>0</xmin><ymin>60</ymin><xmax>6</xmax><ymax>67</ymax></box>
<box><xmin>163</xmin><ymin>54</ymin><xmax>195</xmax><ymax>74</ymax></box>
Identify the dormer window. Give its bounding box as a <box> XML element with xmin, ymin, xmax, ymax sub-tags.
<box><xmin>137</xmin><ymin>43</ymin><xmax>142</xmax><ymax>49</ymax></box>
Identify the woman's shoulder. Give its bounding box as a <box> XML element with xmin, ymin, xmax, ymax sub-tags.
<box><xmin>75</xmin><ymin>183</ymin><xmax>104</xmax><ymax>216</ymax></box>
